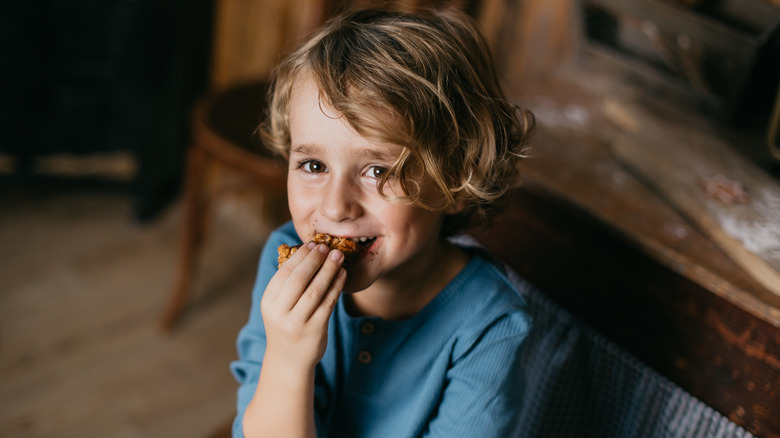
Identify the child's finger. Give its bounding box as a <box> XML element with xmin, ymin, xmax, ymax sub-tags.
<box><xmin>276</xmin><ymin>243</ymin><xmax>331</xmax><ymax>310</ymax></box>
<box><xmin>265</xmin><ymin>241</ymin><xmax>316</xmax><ymax>301</ymax></box>
<box><xmin>310</xmin><ymin>266</ymin><xmax>345</xmax><ymax>323</ymax></box>
<box><xmin>293</xmin><ymin>249</ymin><xmax>345</xmax><ymax>320</ymax></box>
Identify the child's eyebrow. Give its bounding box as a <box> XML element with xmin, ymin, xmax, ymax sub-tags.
<box><xmin>361</xmin><ymin>148</ymin><xmax>400</xmax><ymax>162</ymax></box>
<box><xmin>290</xmin><ymin>143</ymin><xmax>399</xmax><ymax>162</ymax></box>
<box><xmin>289</xmin><ymin>143</ymin><xmax>320</xmax><ymax>156</ymax></box>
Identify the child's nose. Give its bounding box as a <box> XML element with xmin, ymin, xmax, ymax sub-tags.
<box><xmin>318</xmin><ymin>175</ymin><xmax>362</xmax><ymax>222</ymax></box>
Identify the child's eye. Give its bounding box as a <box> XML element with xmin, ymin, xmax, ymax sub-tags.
<box><xmin>299</xmin><ymin>160</ymin><xmax>326</xmax><ymax>173</ymax></box>
<box><xmin>366</xmin><ymin>166</ymin><xmax>388</xmax><ymax>179</ymax></box>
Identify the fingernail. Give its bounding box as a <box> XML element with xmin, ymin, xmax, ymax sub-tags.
<box><xmin>317</xmin><ymin>244</ymin><xmax>329</xmax><ymax>254</ymax></box>
<box><xmin>306</xmin><ymin>241</ymin><xmax>317</xmax><ymax>250</ymax></box>
<box><xmin>330</xmin><ymin>250</ymin><xmax>344</xmax><ymax>262</ymax></box>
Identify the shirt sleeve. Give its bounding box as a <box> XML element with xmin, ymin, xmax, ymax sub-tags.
<box><xmin>229</xmin><ymin>222</ymin><xmax>301</xmax><ymax>437</ymax></box>
<box><xmin>423</xmin><ymin>310</ymin><xmax>530</xmax><ymax>438</ymax></box>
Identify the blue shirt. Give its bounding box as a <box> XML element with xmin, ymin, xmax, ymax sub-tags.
<box><xmin>231</xmin><ymin>221</ymin><xmax>531</xmax><ymax>437</ymax></box>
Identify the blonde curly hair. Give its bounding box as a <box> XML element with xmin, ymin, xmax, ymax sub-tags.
<box><xmin>260</xmin><ymin>8</ymin><xmax>534</xmax><ymax>235</ymax></box>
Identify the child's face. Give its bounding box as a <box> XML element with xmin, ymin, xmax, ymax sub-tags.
<box><xmin>286</xmin><ymin>77</ymin><xmax>447</xmax><ymax>293</ymax></box>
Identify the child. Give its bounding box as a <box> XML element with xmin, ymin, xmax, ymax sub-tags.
<box><xmin>230</xmin><ymin>7</ymin><xmax>535</xmax><ymax>438</ymax></box>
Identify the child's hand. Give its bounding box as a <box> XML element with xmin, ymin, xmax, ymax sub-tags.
<box><xmin>260</xmin><ymin>241</ymin><xmax>346</xmax><ymax>372</ymax></box>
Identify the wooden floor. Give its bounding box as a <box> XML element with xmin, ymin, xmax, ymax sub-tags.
<box><xmin>0</xmin><ymin>188</ymin><xmax>269</xmax><ymax>438</ymax></box>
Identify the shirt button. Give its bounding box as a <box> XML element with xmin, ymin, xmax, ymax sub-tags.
<box><xmin>358</xmin><ymin>351</ymin><xmax>372</xmax><ymax>364</ymax></box>
<box><xmin>361</xmin><ymin>322</ymin><xmax>375</xmax><ymax>334</ymax></box>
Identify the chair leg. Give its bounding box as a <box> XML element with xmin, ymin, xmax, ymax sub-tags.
<box><xmin>159</xmin><ymin>145</ymin><xmax>209</xmax><ymax>332</ymax></box>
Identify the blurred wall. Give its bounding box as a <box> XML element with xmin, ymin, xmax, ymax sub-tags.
<box><xmin>206</xmin><ymin>0</ymin><xmax>534</xmax><ymax>89</ymax></box>
<box><xmin>1</xmin><ymin>1</ymin><xmax>215</xmax><ymax>221</ymax></box>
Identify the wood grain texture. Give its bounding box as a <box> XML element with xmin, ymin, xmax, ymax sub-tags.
<box><xmin>473</xmin><ymin>188</ymin><xmax>780</xmax><ymax>438</ymax></box>
<box><xmin>605</xmin><ymin>98</ymin><xmax>780</xmax><ymax>299</ymax></box>
<box><xmin>507</xmin><ymin>67</ymin><xmax>780</xmax><ymax>328</ymax></box>
<box><xmin>0</xmin><ymin>191</ymin><xmax>260</xmax><ymax>437</ymax></box>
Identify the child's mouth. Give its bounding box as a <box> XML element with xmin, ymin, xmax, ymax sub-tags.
<box><xmin>347</xmin><ymin>236</ymin><xmax>377</xmax><ymax>253</ymax></box>
<box><xmin>312</xmin><ymin>232</ymin><xmax>377</xmax><ymax>259</ymax></box>
<box><xmin>277</xmin><ymin>234</ymin><xmax>377</xmax><ymax>268</ymax></box>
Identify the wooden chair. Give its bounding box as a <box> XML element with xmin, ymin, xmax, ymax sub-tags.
<box><xmin>159</xmin><ymin>80</ymin><xmax>289</xmax><ymax>332</ymax></box>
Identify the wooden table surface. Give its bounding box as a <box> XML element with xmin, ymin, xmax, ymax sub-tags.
<box><xmin>508</xmin><ymin>63</ymin><xmax>780</xmax><ymax>328</ymax></box>
<box><xmin>483</xmin><ymin>63</ymin><xmax>780</xmax><ymax>436</ymax></box>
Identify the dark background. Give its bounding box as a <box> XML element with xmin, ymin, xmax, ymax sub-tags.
<box><xmin>1</xmin><ymin>0</ymin><xmax>215</xmax><ymax>222</ymax></box>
